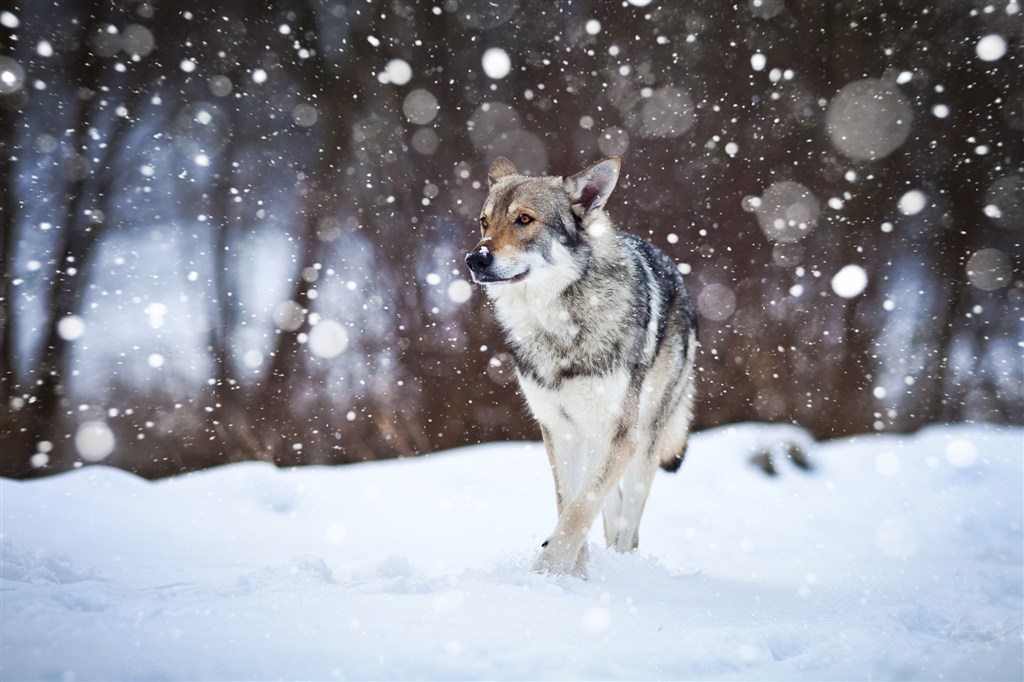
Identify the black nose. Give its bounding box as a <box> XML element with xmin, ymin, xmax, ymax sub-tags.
<box><xmin>465</xmin><ymin>247</ymin><xmax>493</xmax><ymax>273</ymax></box>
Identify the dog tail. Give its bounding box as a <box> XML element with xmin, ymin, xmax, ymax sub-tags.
<box><xmin>659</xmin><ymin>443</ymin><xmax>687</xmax><ymax>473</ymax></box>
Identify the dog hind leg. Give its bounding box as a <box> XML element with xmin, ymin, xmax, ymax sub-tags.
<box><xmin>601</xmin><ymin>484</ymin><xmax>624</xmax><ymax>547</ymax></box>
<box><xmin>613</xmin><ymin>449</ymin><xmax>659</xmax><ymax>552</ymax></box>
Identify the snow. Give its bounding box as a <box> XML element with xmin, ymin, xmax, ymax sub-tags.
<box><xmin>121</xmin><ymin>24</ymin><xmax>155</xmax><ymax>58</ymax></box>
<box><xmin>73</xmin><ymin>421</ymin><xmax>116</xmax><ymax>462</ymax></box>
<box><xmin>831</xmin><ymin>264</ymin><xmax>868</xmax><ymax>299</ymax></box>
<box><xmin>976</xmin><ymin>34</ymin><xmax>1008</xmax><ymax>62</ymax></box>
<box><xmin>637</xmin><ymin>87</ymin><xmax>695</xmax><ymax>138</ymax></box>
<box><xmin>308</xmin><ymin>320</ymin><xmax>349</xmax><ymax>359</ymax></box>
<box><xmin>598</xmin><ymin>126</ymin><xmax>629</xmax><ymax>156</ymax></box>
<box><xmin>696</xmin><ymin>283</ymin><xmax>736</xmax><ymax>321</ymax></box>
<box><xmin>481</xmin><ymin>48</ymin><xmax>512</xmax><ymax>80</ymax></box>
<box><xmin>754</xmin><ymin>181</ymin><xmax>819</xmax><ymax>243</ymax></box>
<box><xmin>292</xmin><ymin>103</ymin><xmax>318</xmax><ymax>127</ymax></box>
<box><xmin>56</xmin><ymin>315</ymin><xmax>85</xmax><ymax>341</ymax></box>
<box><xmin>380</xmin><ymin>59</ymin><xmax>412</xmax><ymax>86</ymax></box>
<box><xmin>898</xmin><ymin>189</ymin><xmax>927</xmax><ymax>216</ymax></box>
<box><xmin>447</xmin><ymin>279</ymin><xmax>473</xmax><ymax>304</ymax></box>
<box><xmin>2</xmin><ymin>423</ymin><xmax>1021</xmax><ymax>681</ymax></box>
<box><xmin>273</xmin><ymin>302</ymin><xmax>305</xmax><ymax>332</ymax></box>
<box><xmin>402</xmin><ymin>90</ymin><xmax>440</xmax><ymax>125</ymax></box>
<box><xmin>0</xmin><ymin>56</ymin><xmax>25</xmax><ymax>94</ymax></box>
<box><xmin>825</xmin><ymin>79</ymin><xmax>912</xmax><ymax>161</ymax></box>
<box><xmin>984</xmin><ymin>175</ymin><xmax>1024</xmax><ymax>230</ymax></box>
<box><xmin>966</xmin><ymin>248</ymin><xmax>1012</xmax><ymax>291</ymax></box>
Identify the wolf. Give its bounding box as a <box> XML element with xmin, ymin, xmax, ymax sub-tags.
<box><xmin>464</xmin><ymin>156</ymin><xmax>698</xmax><ymax>576</ymax></box>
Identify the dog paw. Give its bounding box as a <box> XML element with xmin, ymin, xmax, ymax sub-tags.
<box><xmin>533</xmin><ymin>541</ymin><xmax>587</xmax><ymax>578</ymax></box>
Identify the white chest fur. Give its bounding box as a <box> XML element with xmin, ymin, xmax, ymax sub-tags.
<box><xmin>494</xmin><ymin>287</ymin><xmax>579</xmax><ymax>344</ymax></box>
<box><xmin>518</xmin><ymin>372</ymin><xmax>629</xmax><ymax>442</ymax></box>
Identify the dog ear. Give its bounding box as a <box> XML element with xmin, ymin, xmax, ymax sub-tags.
<box><xmin>564</xmin><ymin>157</ymin><xmax>620</xmax><ymax>216</ymax></box>
<box><xmin>488</xmin><ymin>157</ymin><xmax>518</xmax><ymax>186</ymax></box>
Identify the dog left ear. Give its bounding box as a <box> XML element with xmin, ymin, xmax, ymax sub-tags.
<box><xmin>564</xmin><ymin>157</ymin><xmax>620</xmax><ymax>216</ymax></box>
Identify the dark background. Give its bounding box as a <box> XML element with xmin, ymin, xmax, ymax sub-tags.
<box><xmin>2</xmin><ymin>0</ymin><xmax>1021</xmax><ymax>479</ymax></box>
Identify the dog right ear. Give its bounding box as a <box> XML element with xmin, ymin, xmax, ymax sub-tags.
<box><xmin>488</xmin><ymin>157</ymin><xmax>518</xmax><ymax>186</ymax></box>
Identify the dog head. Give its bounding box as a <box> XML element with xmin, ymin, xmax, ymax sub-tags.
<box><xmin>464</xmin><ymin>156</ymin><xmax>620</xmax><ymax>288</ymax></box>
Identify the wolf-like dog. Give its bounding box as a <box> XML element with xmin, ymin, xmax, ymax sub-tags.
<box><xmin>465</xmin><ymin>156</ymin><xmax>698</xmax><ymax>576</ymax></box>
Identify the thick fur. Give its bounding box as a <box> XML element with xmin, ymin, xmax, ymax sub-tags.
<box><xmin>465</xmin><ymin>156</ymin><xmax>698</xmax><ymax>577</ymax></box>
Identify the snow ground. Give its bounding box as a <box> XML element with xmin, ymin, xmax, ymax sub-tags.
<box><xmin>1</xmin><ymin>423</ymin><xmax>1021</xmax><ymax>681</ymax></box>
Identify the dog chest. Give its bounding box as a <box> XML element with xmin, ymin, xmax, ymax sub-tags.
<box><xmin>518</xmin><ymin>371</ymin><xmax>630</xmax><ymax>440</ymax></box>
<box><xmin>492</xmin><ymin>280</ymin><xmax>644</xmax><ymax>388</ymax></box>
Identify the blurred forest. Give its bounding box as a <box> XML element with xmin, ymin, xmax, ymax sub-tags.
<box><xmin>1</xmin><ymin>0</ymin><xmax>1021</xmax><ymax>479</ymax></box>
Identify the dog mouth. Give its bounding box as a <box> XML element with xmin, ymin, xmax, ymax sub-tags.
<box><xmin>473</xmin><ymin>268</ymin><xmax>530</xmax><ymax>285</ymax></box>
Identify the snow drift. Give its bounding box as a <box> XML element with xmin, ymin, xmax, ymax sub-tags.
<box><xmin>1</xmin><ymin>423</ymin><xmax>1021</xmax><ymax>680</ymax></box>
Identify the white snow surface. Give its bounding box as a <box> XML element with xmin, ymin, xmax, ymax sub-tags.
<box><xmin>2</xmin><ymin>423</ymin><xmax>1021</xmax><ymax>681</ymax></box>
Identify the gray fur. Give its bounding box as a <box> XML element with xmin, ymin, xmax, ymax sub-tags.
<box><xmin>465</xmin><ymin>156</ymin><xmax>698</xmax><ymax>577</ymax></box>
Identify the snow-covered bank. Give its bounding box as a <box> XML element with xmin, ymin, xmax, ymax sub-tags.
<box><xmin>2</xmin><ymin>424</ymin><xmax>1021</xmax><ymax>680</ymax></box>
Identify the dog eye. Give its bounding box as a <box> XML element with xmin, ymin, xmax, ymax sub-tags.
<box><xmin>479</xmin><ymin>216</ymin><xmax>489</xmax><ymax>230</ymax></box>
<box><xmin>515</xmin><ymin>214</ymin><xmax>533</xmax><ymax>225</ymax></box>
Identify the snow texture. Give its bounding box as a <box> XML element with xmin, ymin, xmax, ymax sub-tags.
<box><xmin>2</xmin><ymin>424</ymin><xmax>1021</xmax><ymax>680</ymax></box>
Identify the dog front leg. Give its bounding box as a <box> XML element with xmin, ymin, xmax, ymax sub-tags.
<box><xmin>540</xmin><ymin>424</ymin><xmax>591</xmax><ymax>572</ymax></box>
<box><xmin>534</xmin><ymin>408</ymin><xmax>639</xmax><ymax>576</ymax></box>
<box><xmin>540</xmin><ymin>425</ymin><xmax>567</xmax><ymax>515</ymax></box>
